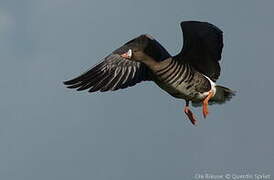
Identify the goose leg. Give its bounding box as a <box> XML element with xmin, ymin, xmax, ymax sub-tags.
<box><xmin>202</xmin><ymin>90</ymin><xmax>214</xmax><ymax>118</ymax></box>
<box><xmin>184</xmin><ymin>100</ymin><xmax>197</xmax><ymax>126</ymax></box>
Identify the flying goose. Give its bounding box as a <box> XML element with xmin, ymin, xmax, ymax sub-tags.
<box><xmin>64</xmin><ymin>21</ymin><xmax>235</xmax><ymax>125</ymax></box>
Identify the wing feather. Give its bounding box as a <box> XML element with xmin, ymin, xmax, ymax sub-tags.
<box><xmin>64</xmin><ymin>34</ymin><xmax>171</xmax><ymax>92</ymax></box>
<box><xmin>178</xmin><ymin>21</ymin><xmax>223</xmax><ymax>81</ymax></box>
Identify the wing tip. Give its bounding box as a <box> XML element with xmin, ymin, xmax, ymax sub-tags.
<box><xmin>63</xmin><ymin>76</ymin><xmax>82</xmax><ymax>85</ymax></box>
<box><xmin>63</xmin><ymin>80</ymin><xmax>73</xmax><ymax>85</ymax></box>
<box><xmin>180</xmin><ymin>21</ymin><xmax>223</xmax><ymax>34</ymax></box>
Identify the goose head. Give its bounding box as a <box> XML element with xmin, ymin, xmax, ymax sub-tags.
<box><xmin>121</xmin><ymin>48</ymin><xmax>152</xmax><ymax>62</ymax></box>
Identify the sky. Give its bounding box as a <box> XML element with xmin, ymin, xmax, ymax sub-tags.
<box><xmin>0</xmin><ymin>0</ymin><xmax>274</xmax><ymax>180</ymax></box>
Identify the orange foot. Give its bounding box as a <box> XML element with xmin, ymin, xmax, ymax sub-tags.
<box><xmin>202</xmin><ymin>90</ymin><xmax>214</xmax><ymax>118</ymax></box>
<box><xmin>202</xmin><ymin>104</ymin><xmax>209</xmax><ymax>118</ymax></box>
<box><xmin>184</xmin><ymin>106</ymin><xmax>198</xmax><ymax>126</ymax></box>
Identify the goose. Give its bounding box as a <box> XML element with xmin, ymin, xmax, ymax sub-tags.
<box><xmin>64</xmin><ymin>21</ymin><xmax>235</xmax><ymax>125</ymax></box>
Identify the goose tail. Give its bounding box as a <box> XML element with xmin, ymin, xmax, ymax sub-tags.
<box><xmin>192</xmin><ymin>85</ymin><xmax>235</xmax><ymax>107</ymax></box>
<box><xmin>210</xmin><ymin>85</ymin><xmax>236</xmax><ymax>104</ymax></box>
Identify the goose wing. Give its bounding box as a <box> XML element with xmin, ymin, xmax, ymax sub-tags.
<box><xmin>64</xmin><ymin>34</ymin><xmax>171</xmax><ymax>92</ymax></box>
<box><xmin>179</xmin><ymin>21</ymin><xmax>223</xmax><ymax>81</ymax></box>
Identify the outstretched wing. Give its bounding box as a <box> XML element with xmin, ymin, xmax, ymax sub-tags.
<box><xmin>63</xmin><ymin>34</ymin><xmax>171</xmax><ymax>92</ymax></box>
<box><xmin>179</xmin><ymin>21</ymin><xmax>223</xmax><ymax>81</ymax></box>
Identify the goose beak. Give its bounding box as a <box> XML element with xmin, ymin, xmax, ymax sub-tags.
<box><xmin>121</xmin><ymin>49</ymin><xmax>132</xmax><ymax>59</ymax></box>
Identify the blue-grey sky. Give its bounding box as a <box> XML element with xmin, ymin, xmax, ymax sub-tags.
<box><xmin>0</xmin><ymin>0</ymin><xmax>274</xmax><ymax>179</ymax></box>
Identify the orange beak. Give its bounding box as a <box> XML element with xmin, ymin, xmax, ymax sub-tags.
<box><xmin>121</xmin><ymin>49</ymin><xmax>132</xmax><ymax>59</ymax></box>
<box><xmin>121</xmin><ymin>52</ymin><xmax>130</xmax><ymax>59</ymax></box>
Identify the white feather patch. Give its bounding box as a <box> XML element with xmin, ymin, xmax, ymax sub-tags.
<box><xmin>127</xmin><ymin>49</ymin><xmax>132</xmax><ymax>58</ymax></box>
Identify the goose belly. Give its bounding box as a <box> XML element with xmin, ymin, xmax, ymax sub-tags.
<box><xmin>150</xmin><ymin>59</ymin><xmax>212</xmax><ymax>101</ymax></box>
<box><xmin>154</xmin><ymin>78</ymin><xmax>197</xmax><ymax>100</ymax></box>
<box><xmin>153</xmin><ymin>72</ymin><xmax>212</xmax><ymax>101</ymax></box>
